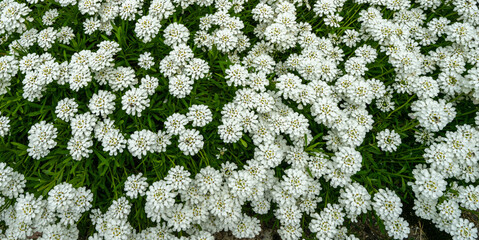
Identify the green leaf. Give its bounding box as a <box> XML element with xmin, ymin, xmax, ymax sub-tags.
<box><xmin>240</xmin><ymin>138</ymin><xmax>248</xmax><ymax>148</ymax></box>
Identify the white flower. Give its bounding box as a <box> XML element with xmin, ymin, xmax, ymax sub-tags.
<box><xmin>409</xmin><ymin>167</ymin><xmax>447</xmax><ymax>200</ymax></box>
<box><xmin>450</xmin><ymin>218</ymin><xmax>478</xmax><ymax>240</ymax></box>
<box><xmin>178</xmin><ymin>129</ymin><xmax>204</xmax><ymax>155</ymax></box>
<box><xmin>149</xmin><ymin>0</ymin><xmax>175</xmax><ymax>20</ymax></box>
<box><xmin>27</xmin><ymin>121</ymin><xmax>58</xmax><ymax>160</ymax></box>
<box><xmin>15</xmin><ymin>192</ymin><xmax>42</xmax><ymax>224</ymax></box>
<box><xmin>145</xmin><ymin>180</ymin><xmax>176</xmax><ymax>221</ymax></box>
<box><xmin>195</xmin><ymin>166</ymin><xmax>223</xmax><ymax>194</ymax></box>
<box><xmin>139</xmin><ymin>75</ymin><xmax>159</xmax><ymax>96</ymax></box>
<box><xmin>55</xmin><ymin>98</ymin><xmax>78</xmax><ymax>122</ymax></box>
<box><xmin>42</xmin><ymin>9</ymin><xmax>58</xmax><ymax>26</ymax></box>
<box><xmin>124</xmin><ymin>173</ymin><xmax>149</xmax><ymax>199</ymax></box>
<box><xmin>109</xmin><ymin>67</ymin><xmax>138</xmax><ymax>92</ymax></box>
<box><xmin>410</xmin><ymin>98</ymin><xmax>456</xmax><ymax>133</ymax></box>
<box><xmin>214</xmin><ymin>28</ymin><xmax>238</xmax><ymax>53</ymax></box>
<box><xmin>164</xmin><ymin>203</ymin><xmax>193</xmax><ymax>231</ymax></box>
<box><xmin>372</xmin><ymin>188</ymin><xmax>403</xmax><ymax>221</ymax></box>
<box><xmin>234</xmin><ymin>89</ymin><xmax>259</xmax><ymax>111</ymax></box>
<box><xmin>324</xmin><ymin>13</ymin><xmax>342</xmax><ymax>28</ymax></box>
<box><xmin>185</xmin><ymin>58</ymin><xmax>210</xmax><ymax>80</ymax></box>
<box><xmin>94</xmin><ymin>117</ymin><xmax>115</xmax><ymax>141</ymax></box>
<box><xmin>67</xmin><ymin>135</ymin><xmax>93</xmax><ymax>161</ymax></box>
<box><xmin>384</xmin><ymin>217</ymin><xmax>410</xmax><ymax>240</ymax></box>
<box><xmin>89</xmin><ymin>90</ymin><xmax>116</xmax><ymax>117</ymax></box>
<box><xmin>138</xmin><ymin>52</ymin><xmax>155</xmax><ymax>70</ymax></box>
<box><xmin>121</xmin><ymin>87</ymin><xmax>150</xmax><ymax>117</ymax></box>
<box><xmin>187</xmin><ymin>104</ymin><xmax>213</xmax><ymax>127</ymax></box>
<box><xmin>231</xmin><ymin>214</ymin><xmax>261</xmax><ymax>239</ymax></box>
<box><xmin>165</xmin><ymin>113</ymin><xmax>189</xmax><ymax>135</ymax></box>
<box><xmin>227</xmin><ymin>170</ymin><xmax>255</xmax><ymax>201</ymax></box>
<box><xmin>377</xmin><ymin>129</ymin><xmax>402</xmax><ymax>152</ymax></box>
<box><xmin>89</xmin><ymin>49</ymin><xmax>114</xmax><ymax>72</ymax></box>
<box><xmin>0</xmin><ymin>169</ymin><xmax>26</xmax><ymax>198</ymax></box>
<box><xmin>247</xmin><ymin>72</ymin><xmax>269</xmax><ymax>92</ymax></box>
<box><xmin>308</xmin><ymin>153</ymin><xmax>329</xmax><ymax>179</ymax></box>
<box><xmin>457</xmin><ymin>185</ymin><xmax>479</xmax><ymax>211</ymax></box>
<box><xmin>98</xmin><ymin>41</ymin><xmax>121</xmax><ymax>55</ymax></box>
<box><xmin>252</xmin><ymin>3</ymin><xmax>274</xmax><ymax>23</ymax></box>
<box><xmin>159</xmin><ymin>55</ymin><xmax>181</xmax><ymax>78</ymax></box>
<box><xmin>104</xmin><ymin>218</ymin><xmax>133</xmax><ymax>239</ymax></box>
<box><xmin>255</xmin><ymin>92</ymin><xmax>275</xmax><ymax>113</ymax></box>
<box><xmin>135</xmin><ymin>15</ymin><xmax>161</xmax><ymax>43</ymax></box>
<box><xmin>78</xmin><ymin>0</ymin><xmax>102</xmax><ymax>15</ymax></box>
<box><xmin>37</xmin><ymin>27</ymin><xmax>57</xmax><ymax>50</ymax></box>
<box><xmin>119</xmin><ymin>0</ymin><xmax>141</xmax><ymax>21</ymax></box>
<box><xmin>276</xmin><ymin>73</ymin><xmax>302</xmax><ymax>100</ymax></box>
<box><xmin>225</xmin><ymin>64</ymin><xmax>249</xmax><ymax>87</ymax></box>
<box><xmin>170</xmin><ymin>43</ymin><xmax>194</xmax><ymax>65</ymax></box>
<box><xmin>0</xmin><ymin>113</ymin><xmax>10</xmax><ymax>137</ymax></box>
<box><xmin>280</xmin><ymin>168</ymin><xmax>310</xmax><ymax>198</ymax></box>
<box><xmin>169</xmin><ymin>74</ymin><xmax>194</xmax><ymax>98</ymax></box>
<box><xmin>153</xmin><ymin>130</ymin><xmax>172</xmax><ymax>153</ymax></box>
<box><xmin>413</xmin><ymin>76</ymin><xmax>439</xmax><ymax>99</ymax></box>
<box><xmin>309</xmin><ymin>212</ymin><xmax>338</xmax><ymax>239</ymax></box>
<box><xmin>218</xmin><ymin>118</ymin><xmax>243</xmax><ymax>143</ymax></box>
<box><xmin>163</xmin><ymin>22</ymin><xmax>190</xmax><ymax>47</ymax></box>
<box><xmin>71</xmin><ymin>112</ymin><xmax>98</xmax><ymax>138</ymax></box>
<box><xmin>332</xmin><ymin>146</ymin><xmax>362</xmax><ymax>175</ymax></box>
<box><xmin>437</xmin><ymin>200</ymin><xmax>461</xmax><ymax>221</ymax></box>
<box><xmin>127</xmin><ymin>130</ymin><xmax>157</xmax><ymax>159</ymax></box>
<box><xmin>165</xmin><ymin>166</ymin><xmax>191</xmax><ymax>191</ymax></box>
<box><xmin>57</xmin><ymin>26</ymin><xmax>75</xmax><ymax>44</ymax></box>
<box><xmin>47</xmin><ymin>182</ymin><xmax>75</xmax><ymax>213</ymax></box>
<box><xmin>342</xmin><ymin>29</ymin><xmax>360</xmax><ymax>48</ymax></box>
<box><xmin>338</xmin><ymin>182</ymin><xmax>371</xmax><ymax>221</ymax></box>
<box><xmin>254</xmin><ymin>143</ymin><xmax>284</xmax><ymax>168</ymax></box>
<box><xmin>106</xmin><ymin>197</ymin><xmax>132</xmax><ymax>220</ymax></box>
<box><xmin>73</xmin><ymin>186</ymin><xmax>93</xmax><ymax>213</ymax></box>
<box><xmin>265</xmin><ymin>23</ymin><xmax>288</xmax><ymax>45</ymax></box>
<box><xmin>253</xmin><ymin>54</ymin><xmax>275</xmax><ymax>74</ymax></box>
<box><xmin>68</xmin><ymin>65</ymin><xmax>92</xmax><ymax>92</ymax></box>
<box><xmin>102</xmin><ymin>129</ymin><xmax>127</xmax><ymax>156</ymax></box>
<box><xmin>83</xmin><ymin>17</ymin><xmax>100</xmax><ymax>35</ymax></box>
<box><xmin>194</xmin><ymin>31</ymin><xmax>213</xmax><ymax>49</ymax></box>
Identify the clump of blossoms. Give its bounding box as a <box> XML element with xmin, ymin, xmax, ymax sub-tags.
<box><xmin>377</xmin><ymin>129</ymin><xmax>401</xmax><ymax>152</ymax></box>
<box><xmin>159</xmin><ymin>41</ymin><xmax>210</xmax><ymax>99</ymax></box>
<box><xmin>0</xmin><ymin>111</ymin><xmax>11</xmax><ymax>137</ymax></box>
<box><xmin>1</xmin><ymin>0</ymin><xmax>479</xmax><ymax>238</ymax></box>
<box><xmin>0</xmin><ymin>173</ymin><xmax>92</xmax><ymax>239</ymax></box>
<box><xmin>27</xmin><ymin>121</ymin><xmax>58</xmax><ymax>160</ymax></box>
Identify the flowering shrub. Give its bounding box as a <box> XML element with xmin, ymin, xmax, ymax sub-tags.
<box><xmin>0</xmin><ymin>0</ymin><xmax>479</xmax><ymax>239</ymax></box>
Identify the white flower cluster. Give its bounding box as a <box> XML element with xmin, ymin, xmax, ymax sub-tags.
<box><xmin>164</xmin><ymin>105</ymin><xmax>212</xmax><ymax>155</ymax></box>
<box><xmin>26</xmin><ymin>121</ymin><xmax>58</xmax><ymax>160</ymax></box>
<box><xmin>0</xmin><ymin>111</ymin><xmax>10</xmax><ymax>137</ymax></box>
<box><xmin>376</xmin><ymin>129</ymin><xmax>401</xmax><ymax>152</ymax></box>
<box><xmin>372</xmin><ymin>188</ymin><xmax>410</xmax><ymax>239</ymax></box>
<box><xmin>0</xmin><ymin>1</ymin><xmax>31</xmax><ymax>38</ymax></box>
<box><xmin>2</xmin><ymin>0</ymin><xmax>479</xmax><ymax>237</ymax></box>
<box><xmin>124</xmin><ymin>104</ymin><xmax>212</xmax><ymax>159</ymax></box>
<box><xmin>159</xmin><ymin>41</ymin><xmax>210</xmax><ymax>99</ymax></box>
<box><xmin>0</xmin><ymin>55</ymin><xmax>18</xmax><ymax>95</ymax></box>
<box><xmin>407</xmin><ymin>125</ymin><xmax>479</xmax><ymax>239</ymax></box>
<box><xmin>0</xmin><ymin>162</ymin><xmax>26</xmax><ymax>199</ymax></box>
<box><xmin>68</xmin><ymin>112</ymin><xmax>97</xmax><ymax>161</ymax></box>
<box><xmin>0</xmin><ymin>176</ymin><xmax>92</xmax><ymax>239</ymax></box>
<box><xmin>194</xmin><ymin>10</ymin><xmax>250</xmax><ymax>53</ymax></box>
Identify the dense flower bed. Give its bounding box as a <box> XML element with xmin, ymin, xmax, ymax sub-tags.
<box><xmin>0</xmin><ymin>0</ymin><xmax>479</xmax><ymax>239</ymax></box>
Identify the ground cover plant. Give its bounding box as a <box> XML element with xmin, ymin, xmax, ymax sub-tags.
<box><xmin>0</xmin><ymin>0</ymin><xmax>479</xmax><ymax>239</ymax></box>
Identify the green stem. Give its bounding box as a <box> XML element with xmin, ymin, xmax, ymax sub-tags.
<box><xmin>387</xmin><ymin>95</ymin><xmax>415</xmax><ymax>118</ymax></box>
